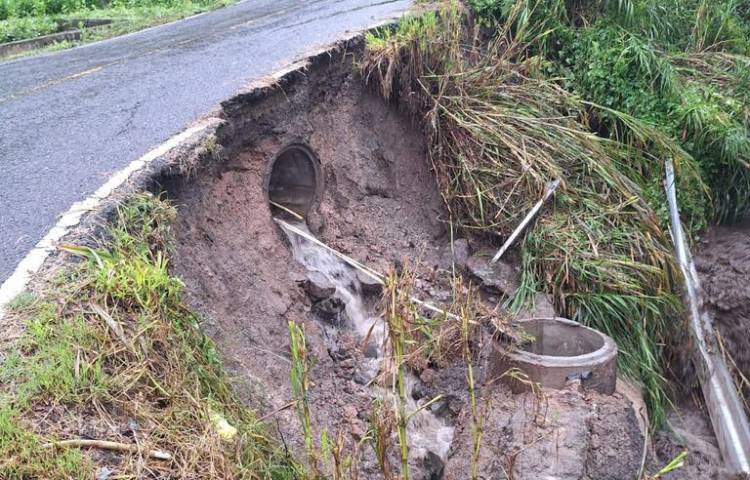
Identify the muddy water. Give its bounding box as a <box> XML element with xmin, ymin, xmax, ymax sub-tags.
<box><xmin>279</xmin><ymin>219</ymin><xmax>455</xmax><ymax>471</ymax></box>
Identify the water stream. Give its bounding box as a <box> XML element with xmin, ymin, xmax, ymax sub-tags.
<box><xmin>279</xmin><ymin>220</ymin><xmax>454</xmax><ymax>471</ymax></box>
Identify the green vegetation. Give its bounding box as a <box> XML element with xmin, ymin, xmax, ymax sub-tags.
<box><xmin>363</xmin><ymin>0</ymin><xmax>750</xmax><ymax>427</ymax></box>
<box><xmin>0</xmin><ymin>194</ymin><xmax>299</xmax><ymax>479</ymax></box>
<box><xmin>0</xmin><ymin>0</ymin><xmax>231</xmax><ymax>45</ymax></box>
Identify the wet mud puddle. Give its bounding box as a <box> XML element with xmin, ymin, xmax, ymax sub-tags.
<box><xmin>279</xmin><ymin>219</ymin><xmax>455</xmax><ymax>472</ymax></box>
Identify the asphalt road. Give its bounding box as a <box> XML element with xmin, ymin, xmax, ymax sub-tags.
<box><xmin>0</xmin><ymin>0</ymin><xmax>411</xmax><ymax>283</ymax></box>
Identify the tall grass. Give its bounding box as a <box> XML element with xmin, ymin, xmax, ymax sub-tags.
<box><xmin>288</xmin><ymin>321</ymin><xmax>318</xmax><ymax>477</ymax></box>
<box><xmin>362</xmin><ymin>7</ymin><xmax>694</xmax><ymax>426</ymax></box>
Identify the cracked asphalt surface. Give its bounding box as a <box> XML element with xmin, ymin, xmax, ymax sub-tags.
<box><xmin>0</xmin><ymin>0</ymin><xmax>411</xmax><ymax>283</ymax></box>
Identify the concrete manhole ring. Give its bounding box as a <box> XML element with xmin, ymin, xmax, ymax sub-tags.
<box><xmin>490</xmin><ymin>317</ymin><xmax>618</xmax><ymax>394</ymax></box>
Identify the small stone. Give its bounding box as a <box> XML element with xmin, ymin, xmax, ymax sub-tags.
<box><xmin>303</xmin><ymin>271</ymin><xmax>336</xmax><ymax>301</ymax></box>
<box><xmin>311</xmin><ymin>297</ymin><xmax>344</xmax><ymax>323</ymax></box>
<box><xmin>465</xmin><ymin>250</ymin><xmax>520</xmax><ymax>296</ymax></box>
<box><xmin>451</xmin><ymin>238</ymin><xmax>470</xmax><ymax>268</ymax></box>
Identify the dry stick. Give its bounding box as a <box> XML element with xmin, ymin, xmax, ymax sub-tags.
<box><xmin>664</xmin><ymin>159</ymin><xmax>750</xmax><ymax>473</ymax></box>
<box><xmin>491</xmin><ymin>179</ymin><xmax>560</xmax><ymax>264</ymax></box>
<box><xmin>90</xmin><ymin>302</ymin><xmax>131</xmax><ymax>351</ymax></box>
<box><xmin>274</xmin><ymin>218</ymin><xmax>459</xmax><ymax>321</ymax></box>
<box><xmin>269</xmin><ymin>200</ymin><xmax>305</xmax><ymax>221</ymax></box>
<box><xmin>43</xmin><ymin>439</ymin><xmax>172</xmax><ymax>461</ymax></box>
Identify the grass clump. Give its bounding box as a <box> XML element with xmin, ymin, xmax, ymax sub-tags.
<box><xmin>0</xmin><ymin>0</ymin><xmax>231</xmax><ymax>45</ymax></box>
<box><xmin>0</xmin><ymin>193</ymin><xmax>299</xmax><ymax>479</ymax></box>
<box><xmin>362</xmin><ymin>7</ymin><xmax>694</xmax><ymax>426</ymax></box>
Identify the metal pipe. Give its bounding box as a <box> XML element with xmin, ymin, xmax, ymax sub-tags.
<box><xmin>491</xmin><ymin>179</ymin><xmax>560</xmax><ymax>264</ymax></box>
<box><xmin>664</xmin><ymin>158</ymin><xmax>750</xmax><ymax>473</ymax></box>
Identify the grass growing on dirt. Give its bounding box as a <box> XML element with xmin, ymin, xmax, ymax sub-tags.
<box><xmin>0</xmin><ymin>193</ymin><xmax>300</xmax><ymax>479</ymax></box>
<box><xmin>0</xmin><ymin>0</ymin><xmax>231</xmax><ymax>44</ymax></box>
<box><xmin>461</xmin><ymin>0</ymin><xmax>750</xmax><ymax>419</ymax></box>
<box><xmin>361</xmin><ymin>6</ymin><xmax>709</xmax><ymax>427</ymax></box>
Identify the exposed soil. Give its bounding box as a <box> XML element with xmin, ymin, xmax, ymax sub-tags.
<box><xmin>168</xmin><ymin>46</ymin><xmax>649</xmax><ymax>479</ymax></box>
<box><xmin>641</xmin><ymin>217</ymin><xmax>750</xmax><ymax>480</ymax></box>
<box><xmin>651</xmin><ymin>404</ymin><xmax>736</xmax><ymax>479</ymax></box>
<box><xmin>695</xmin><ymin>216</ymin><xmax>750</xmax><ymax>404</ymax></box>
<box><xmin>171</xmin><ymin>50</ymin><xmax>452</xmax><ymax>478</ymax></box>
<box><xmin>445</xmin><ymin>383</ymin><xmax>643</xmax><ymax>480</ymax></box>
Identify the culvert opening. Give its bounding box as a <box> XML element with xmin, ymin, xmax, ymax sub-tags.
<box><xmin>267</xmin><ymin>144</ymin><xmax>320</xmax><ymax>218</ymax></box>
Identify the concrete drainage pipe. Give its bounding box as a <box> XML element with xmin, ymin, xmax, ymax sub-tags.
<box><xmin>266</xmin><ymin>143</ymin><xmax>322</xmax><ymax>218</ymax></box>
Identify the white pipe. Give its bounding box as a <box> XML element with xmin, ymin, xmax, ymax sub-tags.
<box><xmin>274</xmin><ymin>217</ymin><xmax>459</xmax><ymax>320</ymax></box>
<box><xmin>664</xmin><ymin>158</ymin><xmax>750</xmax><ymax>473</ymax></box>
<box><xmin>491</xmin><ymin>179</ymin><xmax>560</xmax><ymax>264</ymax></box>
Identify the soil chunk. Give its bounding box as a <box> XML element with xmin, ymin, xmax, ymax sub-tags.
<box><xmin>302</xmin><ymin>271</ymin><xmax>336</xmax><ymax>300</ymax></box>
<box><xmin>694</xmin><ymin>217</ymin><xmax>750</xmax><ymax>402</ymax></box>
<box><xmin>444</xmin><ymin>385</ymin><xmax>642</xmax><ymax>480</ymax></box>
<box><xmin>465</xmin><ymin>250</ymin><xmax>520</xmax><ymax>296</ymax></box>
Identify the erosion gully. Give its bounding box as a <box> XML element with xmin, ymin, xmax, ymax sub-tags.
<box><xmin>279</xmin><ymin>219</ymin><xmax>455</xmax><ymax>472</ymax></box>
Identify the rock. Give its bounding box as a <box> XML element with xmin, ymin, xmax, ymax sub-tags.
<box><xmin>362</xmin><ymin>338</ymin><xmax>380</xmax><ymax>358</ymax></box>
<box><xmin>430</xmin><ymin>394</ymin><xmax>462</xmax><ymax>420</ymax></box>
<box><xmin>422</xmin><ymin>451</ymin><xmax>445</xmax><ymax>480</ymax></box>
<box><xmin>517</xmin><ymin>293</ymin><xmax>556</xmax><ymax>319</ymax></box>
<box><xmin>465</xmin><ymin>250</ymin><xmax>520</xmax><ymax>296</ymax></box>
<box><xmin>411</xmin><ymin>378</ymin><xmax>430</xmax><ymax>400</ymax></box>
<box><xmin>311</xmin><ymin>297</ymin><xmax>345</xmax><ymax>323</ymax></box>
<box><xmin>451</xmin><ymin>238</ymin><xmax>471</xmax><ymax>268</ymax></box>
<box><xmin>356</xmin><ymin>269</ymin><xmax>383</xmax><ymax>295</ymax></box>
<box><xmin>303</xmin><ymin>271</ymin><xmax>336</xmax><ymax>301</ymax></box>
<box><xmin>307</xmin><ymin>211</ymin><xmax>326</xmax><ymax>234</ymax></box>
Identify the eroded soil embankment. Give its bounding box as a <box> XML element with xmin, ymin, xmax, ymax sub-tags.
<box><xmin>695</xmin><ymin>218</ymin><xmax>750</xmax><ymax>405</ymax></box>
<box><xmin>167</xmin><ymin>45</ymin><xmax>643</xmax><ymax>479</ymax></box>
<box><xmin>171</xmin><ymin>49</ymin><xmax>450</xmax><ymax>478</ymax></box>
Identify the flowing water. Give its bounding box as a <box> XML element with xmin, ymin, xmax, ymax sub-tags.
<box><xmin>279</xmin><ymin>219</ymin><xmax>454</xmax><ymax>469</ymax></box>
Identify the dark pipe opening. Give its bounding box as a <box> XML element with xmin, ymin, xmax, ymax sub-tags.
<box><xmin>267</xmin><ymin>144</ymin><xmax>320</xmax><ymax>217</ymax></box>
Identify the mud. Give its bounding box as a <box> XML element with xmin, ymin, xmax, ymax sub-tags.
<box><xmin>650</xmin><ymin>404</ymin><xmax>736</xmax><ymax>479</ymax></box>
<box><xmin>171</xmin><ymin>49</ymin><xmax>451</xmax><ymax>478</ymax></box>
<box><xmin>445</xmin><ymin>383</ymin><xmax>643</xmax><ymax>480</ymax></box>
<box><xmin>168</xmin><ymin>46</ymin><xmax>648</xmax><ymax>478</ymax></box>
<box><xmin>695</xmin><ymin>216</ymin><xmax>750</xmax><ymax>403</ymax></box>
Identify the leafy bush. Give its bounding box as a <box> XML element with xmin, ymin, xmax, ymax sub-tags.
<box><xmin>0</xmin><ymin>15</ymin><xmax>56</xmax><ymax>41</ymax></box>
<box><xmin>372</xmin><ymin>0</ymin><xmax>749</xmax><ymax>426</ymax></box>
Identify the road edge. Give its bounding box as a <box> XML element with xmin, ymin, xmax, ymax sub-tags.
<box><xmin>0</xmin><ymin>23</ymin><xmax>401</xmax><ymax>324</ymax></box>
